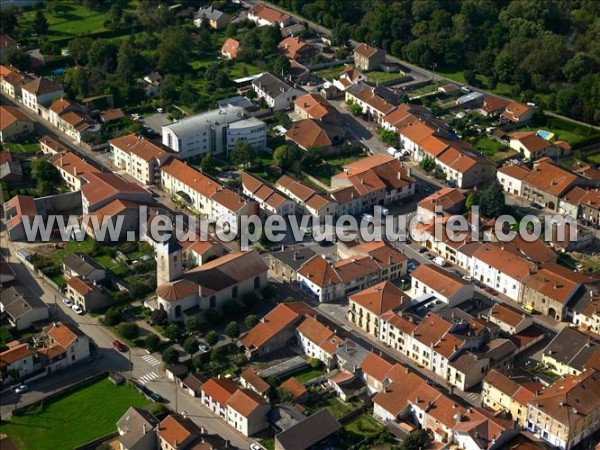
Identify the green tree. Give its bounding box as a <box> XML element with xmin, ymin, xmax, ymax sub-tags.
<box><xmin>198</xmin><ymin>153</ymin><xmax>217</xmax><ymax>175</ymax></box>
<box><xmin>5</xmin><ymin>50</ymin><xmax>31</xmax><ymax>71</ymax></box>
<box><xmin>349</xmin><ymin>102</ymin><xmax>363</xmax><ymax>116</ymax></box>
<box><xmin>118</xmin><ymin>322</ymin><xmax>139</xmax><ymax>340</ymax></box>
<box><xmin>274</xmin><ymin>144</ymin><xmax>302</xmax><ymax>171</ymax></box>
<box><xmin>162</xmin><ymin>346</ymin><xmax>178</xmax><ymax>364</ymax></box>
<box><xmin>419</xmin><ymin>156</ymin><xmax>436</xmax><ymax>173</ymax></box>
<box><xmin>465</xmin><ymin>192</ymin><xmax>480</xmax><ymax>211</ymax></box>
<box><xmin>183</xmin><ymin>336</ymin><xmax>199</xmax><ymax>355</ymax></box>
<box><xmin>0</xmin><ymin>7</ymin><xmax>17</xmax><ymax>35</ymax></box>
<box><xmin>106</xmin><ymin>3</ymin><xmax>123</xmax><ymax>30</ymax></box>
<box><xmin>225</xmin><ymin>321</ymin><xmax>240</xmax><ymax>339</ymax></box>
<box><xmin>145</xmin><ymin>334</ymin><xmax>161</xmax><ymax>352</ymax></box>
<box><xmin>401</xmin><ymin>429</ymin><xmax>432</xmax><ymax>450</ymax></box>
<box><xmin>563</xmin><ymin>53</ymin><xmax>597</xmax><ymax>83</ymax></box>
<box><xmin>157</xmin><ymin>27</ymin><xmax>191</xmax><ymax>74</ymax></box>
<box><xmin>479</xmin><ymin>183</ymin><xmax>505</xmax><ymax>218</ymax></box>
<box><xmin>377</xmin><ymin>127</ymin><xmax>397</xmax><ymax>146</ymax></box>
<box><xmin>103</xmin><ymin>307</ymin><xmax>123</xmax><ymax>326</ymax></box>
<box><xmin>205</xmin><ymin>330</ymin><xmax>218</xmax><ymax>346</ymax></box>
<box><xmin>245</xmin><ymin>314</ymin><xmax>259</xmax><ymax>329</ymax></box>
<box><xmin>261</xmin><ymin>284</ymin><xmax>276</xmax><ymax>299</ymax></box>
<box><xmin>272</xmin><ymin>55</ymin><xmax>291</xmax><ymax>77</ymax></box>
<box><xmin>68</xmin><ymin>38</ymin><xmax>93</xmax><ymax>65</ymax></box>
<box><xmin>33</xmin><ymin>10</ymin><xmax>49</xmax><ymax>35</ymax></box>
<box><xmin>185</xmin><ymin>316</ymin><xmax>200</xmax><ymax>334</ymax></box>
<box><xmin>230</xmin><ymin>140</ymin><xmax>256</xmax><ymax>168</ymax></box>
<box><xmin>164</xmin><ymin>323</ymin><xmax>182</xmax><ymax>342</ymax></box>
<box><xmin>150</xmin><ymin>308</ymin><xmax>168</xmax><ymax>326</ymax></box>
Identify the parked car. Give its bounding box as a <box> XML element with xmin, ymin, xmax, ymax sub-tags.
<box><xmin>462</xmin><ymin>275</ymin><xmax>472</xmax><ymax>281</ymax></box>
<box><xmin>150</xmin><ymin>392</ymin><xmax>163</xmax><ymax>402</ymax></box>
<box><xmin>198</xmin><ymin>344</ymin><xmax>210</xmax><ymax>353</ymax></box>
<box><xmin>71</xmin><ymin>304</ymin><xmax>84</xmax><ymax>315</ymax></box>
<box><xmin>417</xmin><ymin>247</ymin><xmax>428</xmax><ymax>253</ymax></box>
<box><xmin>112</xmin><ymin>340</ymin><xmax>127</xmax><ymax>352</ymax></box>
<box><xmin>14</xmin><ymin>384</ymin><xmax>28</xmax><ymax>394</ymax></box>
<box><xmin>484</xmin><ymin>287</ymin><xmax>499</xmax><ymax>296</ymax></box>
<box><xmin>361</xmin><ymin>213</ymin><xmax>374</xmax><ymax>221</ymax></box>
<box><xmin>250</xmin><ymin>444</ymin><xmax>264</xmax><ymax>450</ymax></box>
<box><xmin>62</xmin><ymin>297</ymin><xmax>73</xmax><ymax>307</ymax></box>
<box><xmin>433</xmin><ymin>256</ymin><xmax>447</xmax><ymax>267</ymax></box>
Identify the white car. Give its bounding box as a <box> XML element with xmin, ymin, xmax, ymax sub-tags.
<box><xmin>361</xmin><ymin>213</ymin><xmax>374</xmax><ymax>221</ymax></box>
<box><xmin>71</xmin><ymin>304</ymin><xmax>84</xmax><ymax>315</ymax></box>
<box><xmin>250</xmin><ymin>444</ymin><xmax>264</xmax><ymax>450</ymax></box>
<box><xmin>14</xmin><ymin>384</ymin><xmax>28</xmax><ymax>394</ymax></box>
<box><xmin>62</xmin><ymin>298</ymin><xmax>73</xmax><ymax>307</ymax></box>
<box><xmin>198</xmin><ymin>344</ymin><xmax>210</xmax><ymax>353</ymax></box>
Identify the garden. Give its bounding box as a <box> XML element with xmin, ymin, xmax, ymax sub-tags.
<box><xmin>0</xmin><ymin>376</ymin><xmax>149</xmax><ymax>450</ymax></box>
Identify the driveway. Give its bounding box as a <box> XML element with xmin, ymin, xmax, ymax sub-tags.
<box><xmin>143</xmin><ymin>113</ymin><xmax>170</xmax><ymax>135</ymax></box>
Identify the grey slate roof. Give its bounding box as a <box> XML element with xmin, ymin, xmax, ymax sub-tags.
<box><xmin>196</xmin><ymin>6</ymin><xmax>226</xmax><ymax>21</ymax></box>
<box><xmin>543</xmin><ymin>327</ymin><xmax>599</xmax><ymax>372</ymax></box>
<box><xmin>63</xmin><ymin>253</ymin><xmax>104</xmax><ymax>277</ymax></box>
<box><xmin>162</xmin><ymin>105</ymin><xmax>249</xmax><ymax>137</ymax></box>
<box><xmin>0</xmin><ymin>286</ymin><xmax>47</xmax><ymax>320</ymax></box>
<box><xmin>117</xmin><ymin>407</ymin><xmax>159</xmax><ymax>450</ymax></box>
<box><xmin>275</xmin><ymin>409</ymin><xmax>341</xmax><ymax>450</ymax></box>
<box><xmin>252</xmin><ymin>73</ymin><xmax>295</xmax><ymax>99</ymax></box>
<box><xmin>269</xmin><ymin>247</ymin><xmax>316</xmax><ymax>272</ymax></box>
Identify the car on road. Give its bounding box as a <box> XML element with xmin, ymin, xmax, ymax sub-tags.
<box><xmin>112</xmin><ymin>340</ymin><xmax>127</xmax><ymax>352</ymax></box>
<box><xmin>472</xmin><ymin>280</ymin><xmax>484</xmax><ymax>288</ymax></box>
<box><xmin>150</xmin><ymin>392</ymin><xmax>163</xmax><ymax>402</ymax></box>
<box><xmin>451</xmin><ymin>269</ymin><xmax>462</xmax><ymax>277</ymax></box>
<box><xmin>484</xmin><ymin>287</ymin><xmax>499</xmax><ymax>296</ymax></box>
<box><xmin>318</xmin><ymin>239</ymin><xmax>334</xmax><ymax>247</ymax></box>
<box><xmin>424</xmin><ymin>252</ymin><xmax>434</xmax><ymax>260</ymax></box>
<box><xmin>417</xmin><ymin>247</ymin><xmax>428</xmax><ymax>253</ymax></box>
<box><xmin>198</xmin><ymin>343</ymin><xmax>210</xmax><ymax>353</ymax></box>
<box><xmin>462</xmin><ymin>275</ymin><xmax>472</xmax><ymax>281</ymax></box>
<box><xmin>250</xmin><ymin>444</ymin><xmax>264</xmax><ymax>450</ymax></box>
<box><xmin>62</xmin><ymin>297</ymin><xmax>73</xmax><ymax>307</ymax></box>
<box><xmin>71</xmin><ymin>304</ymin><xmax>84</xmax><ymax>315</ymax></box>
<box><xmin>14</xmin><ymin>384</ymin><xmax>28</xmax><ymax>394</ymax></box>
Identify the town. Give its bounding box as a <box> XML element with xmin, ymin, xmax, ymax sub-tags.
<box><xmin>1</xmin><ymin>1</ymin><xmax>600</xmax><ymax>450</ymax></box>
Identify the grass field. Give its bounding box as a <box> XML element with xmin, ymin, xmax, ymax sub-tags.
<box><xmin>336</xmin><ymin>414</ymin><xmax>384</xmax><ymax>447</ymax></box>
<box><xmin>472</xmin><ymin>136</ymin><xmax>517</xmax><ymax>162</ymax></box>
<box><xmin>518</xmin><ymin>116</ymin><xmax>600</xmax><ymax>146</ymax></box>
<box><xmin>366</xmin><ymin>70</ymin><xmax>405</xmax><ymax>83</ymax></box>
<box><xmin>0</xmin><ymin>378</ymin><xmax>149</xmax><ymax>450</ymax></box>
<box><xmin>2</xmin><ymin>142</ymin><xmax>40</xmax><ymax>153</ymax></box>
<box><xmin>314</xmin><ymin>64</ymin><xmax>346</xmax><ymax>81</ymax></box>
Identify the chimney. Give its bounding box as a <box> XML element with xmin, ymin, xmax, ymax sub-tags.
<box><xmin>294</xmin><ymin>251</ymin><xmax>300</xmax><ymax>261</ymax></box>
<box><xmin>143</xmin><ymin>423</ymin><xmax>147</xmax><ymax>434</ymax></box>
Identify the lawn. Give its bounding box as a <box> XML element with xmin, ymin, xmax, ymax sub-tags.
<box><xmin>472</xmin><ymin>136</ymin><xmax>517</xmax><ymax>162</ymax></box>
<box><xmin>517</xmin><ymin>116</ymin><xmax>600</xmax><ymax>146</ymax></box>
<box><xmin>366</xmin><ymin>70</ymin><xmax>406</xmax><ymax>83</ymax></box>
<box><xmin>287</xmin><ymin>366</ymin><xmax>324</xmax><ymax>383</ymax></box>
<box><xmin>2</xmin><ymin>142</ymin><xmax>39</xmax><ymax>153</ymax></box>
<box><xmin>306</xmin><ymin>396</ymin><xmax>362</xmax><ymax>419</ymax></box>
<box><xmin>0</xmin><ymin>377</ymin><xmax>149</xmax><ymax>450</ymax></box>
<box><xmin>336</xmin><ymin>414</ymin><xmax>384</xmax><ymax>447</ymax></box>
<box><xmin>314</xmin><ymin>64</ymin><xmax>346</xmax><ymax>81</ymax></box>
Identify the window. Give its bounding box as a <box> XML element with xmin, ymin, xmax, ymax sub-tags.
<box><xmin>232</xmin><ymin>286</ymin><xmax>238</xmax><ymax>298</ymax></box>
<box><xmin>210</xmin><ymin>296</ymin><xmax>216</xmax><ymax>308</ymax></box>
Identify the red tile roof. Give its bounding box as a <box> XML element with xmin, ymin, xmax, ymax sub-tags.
<box><xmin>280</xmin><ymin>377</ymin><xmax>308</xmax><ymax>400</ymax></box>
<box><xmin>221</xmin><ymin>38</ymin><xmax>240</xmax><ymax>58</ymax></box>
<box><xmin>411</xmin><ymin>264</ymin><xmax>469</xmax><ymax>298</ymax></box>
<box><xmin>349</xmin><ymin>281</ymin><xmax>408</xmax><ymax>316</ymax></box>
<box><xmin>0</xmin><ymin>343</ymin><xmax>32</xmax><ymax>367</ymax></box>
<box><xmin>226</xmin><ymin>388</ymin><xmax>268</xmax><ymax>417</ymax></box>
<box><xmin>81</xmin><ymin>172</ymin><xmax>150</xmax><ymax>207</ymax></box>
<box><xmin>0</xmin><ymin>106</ymin><xmax>31</xmax><ymax>130</ymax></box>
<box><xmin>201</xmin><ymin>378</ymin><xmax>239</xmax><ymax>406</ymax></box>
<box><xmin>67</xmin><ymin>276</ymin><xmax>94</xmax><ymax>296</ymax></box>
<box><xmin>360</xmin><ymin>351</ymin><xmax>393</xmax><ymax>383</ymax></box>
<box><xmin>49</xmin><ymin>151</ymin><xmax>96</xmax><ymax>178</ymax></box>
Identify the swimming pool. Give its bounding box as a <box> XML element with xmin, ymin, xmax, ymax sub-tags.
<box><xmin>536</xmin><ymin>130</ymin><xmax>555</xmax><ymax>140</ymax></box>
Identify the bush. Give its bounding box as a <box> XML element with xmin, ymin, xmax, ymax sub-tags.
<box><xmin>183</xmin><ymin>336</ymin><xmax>199</xmax><ymax>355</ymax></box>
<box><xmin>148</xmin><ymin>402</ymin><xmax>166</xmax><ymax>416</ymax></box>
<box><xmin>233</xmin><ymin>353</ymin><xmax>248</xmax><ymax>367</ymax></box>
<box><xmin>245</xmin><ymin>314</ymin><xmax>259</xmax><ymax>329</ymax></box>
<box><xmin>150</xmin><ymin>309</ymin><xmax>168</xmax><ymax>326</ymax></box>
<box><xmin>309</xmin><ymin>358</ymin><xmax>322</xmax><ymax>369</ymax></box>
<box><xmin>117</xmin><ymin>322</ymin><xmax>139</xmax><ymax>340</ymax></box>
<box><xmin>205</xmin><ymin>308</ymin><xmax>222</xmax><ymax>324</ymax></box>
<box><xmin>185</xmin><ymin>316</ymin><xmax>200</xmax><ymax>334</ymax></box>
<box><xmin>242</xmin><ymin>291</ymin><xmax>258</xmax><ymax>308</ymax></box>
<box><xmin>103</xmin><ymin>307</ymin><xmax>123</xmax><ymax>326</ymax></box>
<box><xmin>205</xmin><ymin>330</ymin><xmax>218</xmax><ymax>346</ymax></box>
<box><xmin>261</xmin><ymin>285</ymin><xmax>276</xmax><ymax>300</ymax></box>
<box><xmin>222</xmin><ymin>300</ymin><xmax>242</xmax><ymax>318</ymax></box>
<box><xmin>225</xmin><ymin>321</ymin><xmax>240</xmax><ymax>339</ymax></box>
<box><xmin>145</xmin><ymin>334</ymin><xmax>161</xmax><ymax>352</ymax></box>
<box><xmin>164</xmin><ymin>323</ymin><xmax>182</xmax><ymax>342</ymax></box>
<box><xmin>162</xmin><ymin>346</ymin><xmax>178</xmax><ymax>365</ymax></box>
<box><xmin>210</xmin><ymin>347</ymin><xmax>225</xmax><ymax>364</ymax></box>
<box><xmin>192</xmin><ymin>353</ymin><xmax>209</xmax><ymax>369</ymax></box>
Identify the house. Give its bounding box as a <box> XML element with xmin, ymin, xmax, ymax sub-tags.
<box><xmin>572</xmin><ymin>294</ymin><xmax>600</xmax><ymax>336</ymax></box>
<box><xmin>435</xmin><ymin>145</ymin><xmax>496</xmax><ymax>189</ymax></box>
<box><xmin>348</xmin><ymin>281</ymin><xmax>410</xmax><ymax>337</ymax></box>
<box><xmin>278</xmin><ymin>37</ymin><xmax>316</xmax><ymax>62</ymax></box>
<box><xmin>501</xmin><ymin>102</ymin><xmax>536</xmax><ymax>124</ymax></box>
<box><xmin>221</xmin><ymin>38</ymin><xmax>240</xmax><ymax>59</ymax></box>
<box><xmin>80</xmin><ymin>172</ymin><xmax>152</xmax><ymax>214</ymax></box>
<box><xmin>478</xmin><ymin>96</ymin><xmax>511</xmax><ymax>117</ymax></box>
<box><xmin>240</xmin><ymin>302</ymin><xmax>314</xmax><ymax>359</ymax></box>
<box><xmin>285</xmin><ymin>119</ymin><xmax>345</xmax><ymax>151</ymax></box>
<box><xmin>37</xmin><ymin>322</ymin><xmax>90</xmax><ymax>372</ymax></box>
<box><xmin>160</xmin><ymin>159</ymin><xmax>252</xmax><ymax>232</ymax></box>
<box><xmin>265</xmin><ymin>247</ymin><xmax>316</xmax><ymax>282</ymax></box>
<box><xmin>47</xmin><ymin>98</ymin><xmax>100</xmax><ymax>143</ymax></box>
<box><xmin>63</xmin><ymin>253</ymin><xmax>106</xmax><ymax>282</ymax></box>
<box><xmin>293</xmin><ymin>93</ymin><xmax>339</xmax><ymax>122</ymax></box>
<box><xmin>296</xmin><ymin>314</ymin><xmax>343</xmax><ymax>367</ymax></box>
<box><xmin>487</xmin><ymin>303</ymin><xmax>533</xmax><ymax>335</ymax></box>
<box><xmin>0</xmin><ymin>254</ymin><xmax>15</xmax><ymax>286</ymax></box>
<box><xmin>39</xmin><ymin>134</ymin><xmax>69</xmax><ymax>155</ymax></box>
<box><xmin>541</xmin><ymin>327</ymin><xmax>600</xmax><ymax>376</ymax></box>
<box><xmin>345</xmin><ymin>82</ymin><xmax>400</xmax><ymax>122</ymax></box>
<box><xmin>201</xmin><ymin>378</ymin><xmax>239</xmax><ymax>418</ymax></box>
<box><xmin>521</xmin><ymin>264</ymin><xmax>586</xmax><ymax>320</ymax></box>
<box><xmin>110</xmin><ymin>134</ymin><xmax>173</xmax><ymax>186</ymax></box>
<box><xmin>326</xmin><ymin>371</ymin><xmax>366</xmax><ymax>401</ymax></box>
<box><xmin>100</xmin><ymin>108</ymin><xmax>124</xmax><ymax>124</ymax></box>
<box><xmin>353</xmin><ymin>43</ymin><xmax>386</xmax><ymax>71</ymax></box>
<box><xmin>21</xmin><ymin>77</ymin><xmax>64</xmax><ymax>113</ymax></box>
<box><xmin>482</xmin><ymin>368</ymin><xmax>544</xmax><ymax>427</ymax></box>
<box><xmin>48</xmin><ymin>151</ymin><xmax>96</xmax><ymax>191</ymax></box>
<box><xmin>241</xmin><ymin>171</ymin><xmax>295</xmax><ymax>216</ymax></box>
<box><xmin>497</xmin><ymin>164</ymin><xmax>531</xmax><ymax>196</ymax></box>
<box><xmin>0</xmin><ymin>34</ymin><xmax>17</xmax><ymax>63</ymax></box>
<box><xmin>162</xmin><ymin>105</ymin><xmax>267</xmax><ymax>159</ymax></box>
<box><xmin>330</xmin><ymin>154</ymin><xmax>416</xmax><ymax>211</ymax></box>
<box><xmin>193</xmin><ymin>6</ymin><xmax>230</xmax><ymax>29</ymax></box>
<box><xmin>0</xmin><ymin>342</ymin><xmax>35</xmax><ymax>383</ymax></box>
<box><xmin>82</xmin><ymin>199</ymin><xmax>141</xmax><ymax>242</ymax></box>
<box><xmin>240</xmin><ymin>367</ymin><xmax>271</xmax><ymax>398</ymax></box>
<box><xmin>417</xmin><ymin>187</ymin><xmax>466</xmax><ymax>220</ymax></box>
<box><xmin>0</xmin><ymin>64</ymin><xmax>28</xmax><ymax>99</ymax></box>
<box><xmin>0</xmin><ymin>151</ymin><xmax>22</xmax><ymax>183</ymax></box>
<box><xmin>508</xmin><ymin>131</ymin><xmax>562</xmax><ymax>160</ymax></box>
<box><xmin>0</xmin><ymin>106</ymin><xmax>33</xmax><ymax>142</ymax></box>
<box><xmin>332</xmin><ymin>66</ymin><xmax>365</xmax><ymax>92</ymax></box>
<box><xmin>274</xmin><ymin>409</ymin><xmax>341</xmax><ymax>450</ymax></box>
<box><xmin>410</xmin><ymin>264</ymin><xmax>474</xmax><ymax>306</ymax></box>
<box><xmin>275</xmin><ymin>174</ymin><xmax>337</xmax><ymax>220</ymax></box>
<box><xmin>154</xmin><ymin>250</ymin><xmax>268</xmax><ymax>322</ymax></box>
<box><xmin>560</xmin><ymin>187</ymin><xmax>600</xmax><ymax>227</ymax></box>
<box><xmin>252</xmin><ymin>73</ymin><xmax>304</xmax><ymax>112</ymax></box>
<box><xmin>358</xmin><ymin>351</ymin><xmax>395</xmax><ymax>393</ymax></box>
<box><xmin>116</xmin><ymin>407</ymin><xmax>159</xmax><ymax>450</ymax></box>
<box><xmin>0</xmin><ymin>286</ymin><xmax>49</xmax><ymax>330</ymax></box>
<box><xmin>3</xmin><ymin>195</ymin><xmax>38</xmax><ymax>241</ymax></box>
<box><xmin>226</xmin><ymin>388</ymin><xmax>270</xmax><ymax>436</ymax></box>
<box><xmin>66</xmin><ymin>276</ymin><xmax>111</xmax><ymax>312</ymax></box>
<box><xmin>181</xmin><ymin>373</ymin><xmax>206</xmax><ymax>397</ymax></box>
<box><xmin>372</xmin><ymin>369</ymin><xmax>424</xmax><ymax>421</ymax></box>
<box><xmin>248</xmin><ymin>3</ymin><xmax>292</xmax><ymax>28</ymax></box>
<box><xmin>280</xmin><ymin>377</ymin><xmax>308</xmax><ymax>403</ymax></box>
<box><xmin>156</xmin><ymin>414</ymin><xmax>200</xmax><ymax>450</ymax></box>
<box><xmin>180</xmin><ymin>240</ymin><xmax>226</xmax><ymax>268</ymax></box>
<box><xmin>455</xmin><ymin>91</ymin><xmax>485</xmax><ymax>108</ymax></box>
<box><xmin>526</xmin><ymin>370</ymin><xmax>600</xmax><ymax>449</ymax></box>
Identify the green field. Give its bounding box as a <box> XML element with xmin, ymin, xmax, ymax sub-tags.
<box><xmin>2</xmin><ymin>142</ymin><xmax>40</xmax><ymax>153</ymax></box>
<box><xmin>314</xmin><ymin>65</ymin><xmax>346</xmax><ymax>81</ymax></box>
<box><xmin>336</xmin><ymin>414</ymin><xmax>385</xmax><ymax>448</ymax></box>
<box><xmin>517</xmin><ymin>116</ymin><xmax>600</xmax><ymax>146</ymax></box>
<box><xmin>472</xmin><ymin>136</ymin><xmax>517</xmax><ymax>162</ymax></box>
<box><xmin>0</xmin><ymin>377</ymin><xmax>149</xmax><ymax>450</ymax></box>
<box><xmin>366</xmin><ymin>70</ymin><xmax>405</xmax><ymax>83</ymax></box>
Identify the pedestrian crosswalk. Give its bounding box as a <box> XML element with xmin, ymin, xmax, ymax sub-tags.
<box><xmin>461</xmin><ymin>391</ymin><xmax>481</xmax><ymax>407</ymax></box>
<box><xmin>138</xmin><ymin>371</ymin><xmax>158</xmax><ymax>385</ymax></box>
<box><xmin>141</xmin><ymin>354</ymin><xmax>161</xmax><ymax>366</ymax></box>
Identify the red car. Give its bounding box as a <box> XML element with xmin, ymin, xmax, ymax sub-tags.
<box><xmin>112</xmin><ymin>340</ymin><xmax>127</xmax><ymax>352</ymax></box>
<box><xmin>484</xmin><ymin>287</ymin><xmax>499</xmax><ymax>296</ymax></box>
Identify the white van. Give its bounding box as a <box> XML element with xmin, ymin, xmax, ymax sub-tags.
<box><xmin>433</xmin><ymin>256</ymin><xmax>447</xmax><ymax>267</ymax></box>
<box><xmin>387</xmin><ymin>146</ymin><xmax>397</xmax><ymax>155</ymax></box>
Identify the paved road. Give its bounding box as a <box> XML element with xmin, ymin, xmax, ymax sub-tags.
<box><xmin>0</xmin><ymin>236</ymin><xmax>253</xmax><ymax>449</ymax></box>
